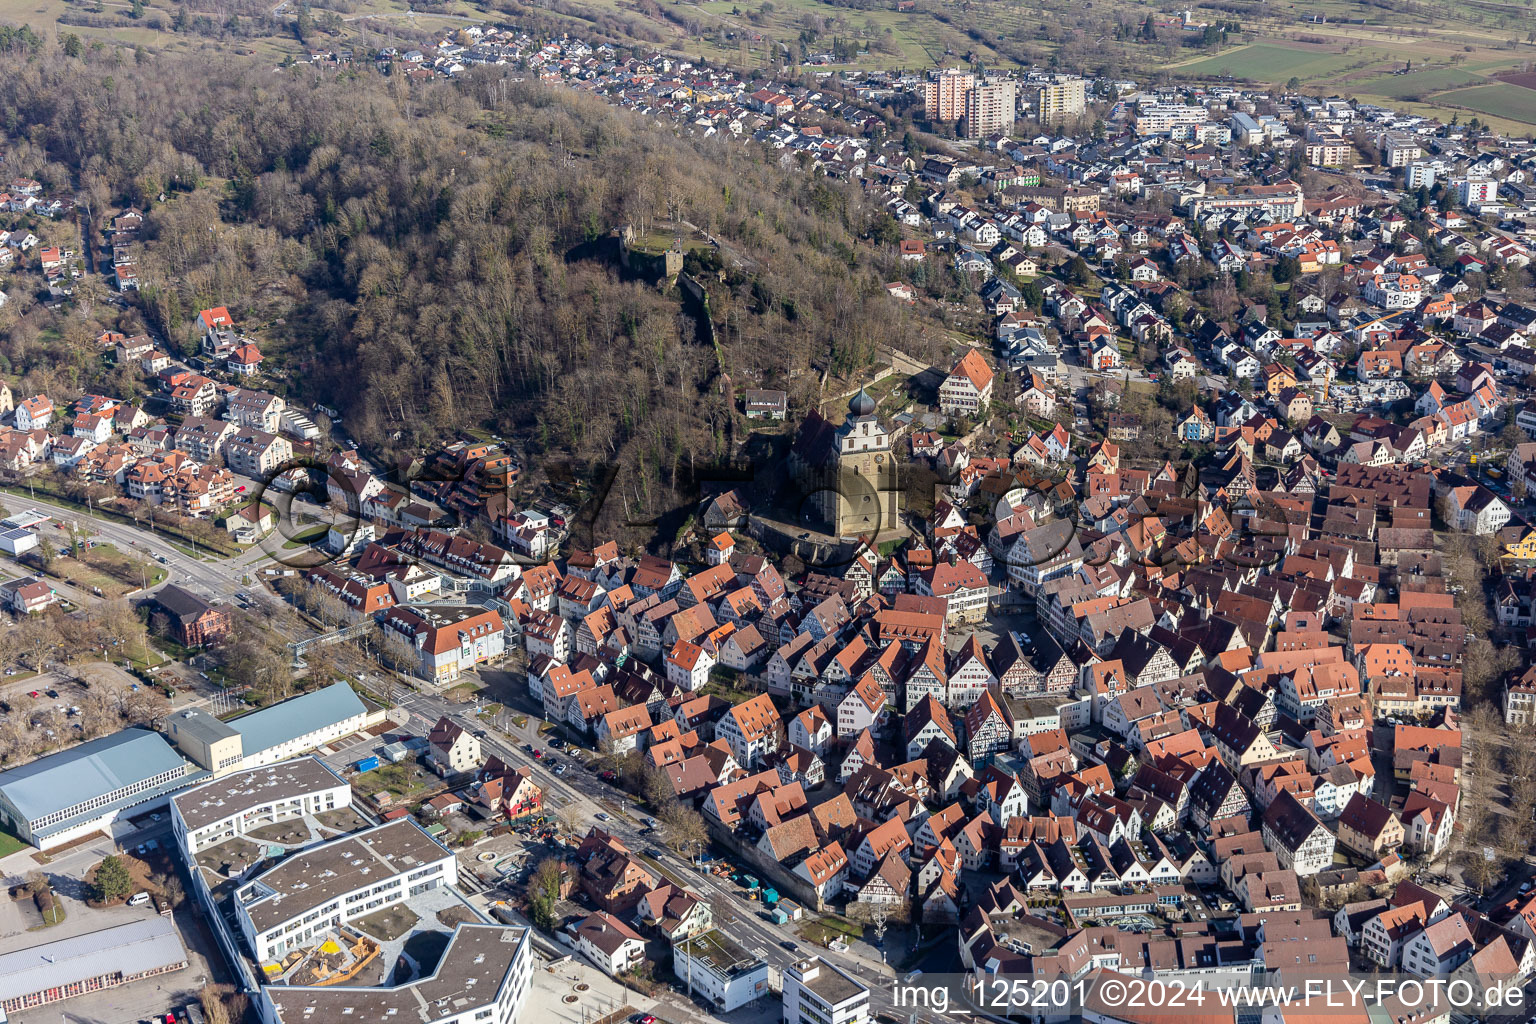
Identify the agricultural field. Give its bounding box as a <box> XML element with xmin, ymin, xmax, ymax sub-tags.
<box><xmin>1170</xmin><ymin>41</ymin><xmax>1379</xmax><ymax>82</ymax></box>
<box><xmin>1346</xmin><ymin>66</ymin><xmax>1489</xmax><ymax>99</ymax></box>
<box><xmin>1434</xmin><ymin>81</ymin><xmax>1536</xmax><ymax>123</ymax></box>
<box><xmin>1332</xmin><ymin>63</ymin><xmax>1536</xmax><ymax>130</ymax></box>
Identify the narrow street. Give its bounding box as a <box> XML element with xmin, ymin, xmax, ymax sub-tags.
<box><xmin>349</xmin><ymin>670</ymin><xmax>914</xmax><ymax>1016</ymax></box>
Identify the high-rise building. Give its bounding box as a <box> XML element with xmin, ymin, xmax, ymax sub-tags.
<box><xmin>965</xmin><ymin>80</ymin><xmax>1017</xmax><ymax>137</ymax></box>
<box><xmin>1454</xmin><ymin>177</ymin><xmax>1497</xmax><ymax>208</ymax></box>
<box><xmin>923</xmin><ymin>68</ymin><xmax>973</xmax><ymax>122</ymax></box>
<box><xmin>1405</xmin><ymin>162</ymin><xmax>1435</xmax><ymax>191</ymax></box>
<box><xmin>1036</xmin><ymin>77</ymin><xmax>1087</xmax><ymax>120</ymax></box>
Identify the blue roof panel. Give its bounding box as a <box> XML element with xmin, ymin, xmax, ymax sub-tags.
<box><xmin>0</xmin><ymin>728</ymin><xmax>190</xmax><ymax>824</ymax></box>
<box><xmin>229</xmin><ymin>681</ymin><xmax>367</xmax><ymax>757</ymax></box>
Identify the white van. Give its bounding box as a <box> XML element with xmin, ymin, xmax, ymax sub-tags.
<box><xmin>127</xmin><ymin>892</ymin><xmax>151</xmax><ymax>907</ymax></box>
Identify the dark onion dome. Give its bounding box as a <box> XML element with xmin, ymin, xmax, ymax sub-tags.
<box><xmin>849</xmin><ymin>387</ymin><xmax>876</xmax><ymax>417</ymax></box>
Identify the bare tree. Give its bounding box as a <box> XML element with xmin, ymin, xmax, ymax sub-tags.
<box><xmin>200</xmin><ymin>985</ymin><xmax>232</xmax><ymax>1024</ymax></box>
<box><xmin>154</xmin><ymin>871</ymin><xmax>185</xmax><ymax>908</ymax></box>
<box><xmin>660</xmin><ymin>806</ymin><xmax>710</xmax><ymax>863</ymax></box>
<box><xmin>380</xmin><ymin>631</ymin><xmax>421</xmax><ymax>677</ymax></box>
<box><xmin>122</xmin><ymin>688</ymin><xmax>170</xmax><ymax>725</ymax></box>
<box><xmin>847</xmin><ymin>901</ymin><xmax>909</xmax><ymax>944</ymax></box>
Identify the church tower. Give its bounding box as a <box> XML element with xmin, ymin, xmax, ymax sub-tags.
<box><xmin>826</xmin><ymin>388</ymin><xmax>901</xmax><ymax>538</ymax></box>
<box><xmin>789</xmin><ymin>387</ymin><xmax>903</xmax><ymax>539</ymax></box>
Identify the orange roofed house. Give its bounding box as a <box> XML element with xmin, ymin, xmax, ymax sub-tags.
<box><xmin>939</xmin><ymin>348</ymin><xmax>995</xmax><ymax>416</ymax></box>
<box><xmin>381</xmin><ymin>604</ymin><xmax>506</xmax><ymax>683</ymax></box>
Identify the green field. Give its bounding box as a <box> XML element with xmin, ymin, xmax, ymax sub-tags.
<box><xmin>0</xmin><ymin>827</ymin><xmax>27</xmax><ymax>859</ymax></box>
<box><xmin>1172</xmin><ymin>42</ymin><xmax>1377</xmax><ymax>83</ymax></box>
<box><xmin>1434</xmin><ymin>82</ymin><xmax>1536</xmax><ymax>124</ymax></box>
<box><xmin>1349</xmin><ymin>67</ymin><xmax>1489</xmax><ymax>99</ymax></box>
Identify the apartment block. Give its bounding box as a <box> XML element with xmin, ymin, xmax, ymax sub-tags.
<box><xmin>1035</xmin><ymin>77</ymin><xmax>1086</xmax><ymax>120</ymax></box>
<box><xmin>235</xmin><ymin>818</ymin><xmax>455</xmax><ymax>962</ymax></box>
<box><xmin>923</xmin><ymin>69</ymin><xmax>973</xmax><ymax>122</ymax></box>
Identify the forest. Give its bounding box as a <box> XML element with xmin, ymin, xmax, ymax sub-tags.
<box><xmin>0</xmin><ymin>46</ymin><xmax>950</xmax><ymax>544</ymax></box>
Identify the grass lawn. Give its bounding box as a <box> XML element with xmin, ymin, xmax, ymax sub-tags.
<box><xmin>29</xmin><ymin>900</ymin><xmax>66</xmax><ymax>929</ymax></box>
<box><xmin>352</xmin><ymin>762</ymin><xmax>433</xmax><ymax>800</ymax></box>
<box><xmin>44</xmin><ymin>549</ymin><xmax>153</xmax><ymax>599</ymax></box>
<box><xmin>798</xmin><ymin>916</ymin><xmax>864</xmax><ymax>946</ymax></box>
<box><xmin>280</xmin><ymin>524</ymin><xmax>328</xmax><ymax>550</ymax></box>
<box><xmin>445</xmin><ymin>682</ymin><xmax>484</xmax><ymax>702</ymax></box>
<box><xmin>0</xmin><ymin>826</ymin><xmax>27</xmax><ymax>859</ymax></box>
<box><xmin>701</xmin><ymin>671</ymin><xmax>759</xmax><ymax>705</ymax></box>
<box><xmin>86</xmin><ymin>544</ymin><xmax>165</xmax><ymax>587</ymax></box>
<box><xmin>629</xmin><ymin>230</ymin><xmax>711</xmax><ymax>254</ymax></box>
<box><xmin>818</xmin><ymin>915</ymin><xmax>864</xmax><ymax>938</ymax></box>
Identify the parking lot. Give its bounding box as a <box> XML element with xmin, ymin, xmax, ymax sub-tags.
<box><xmin>2</xmin><ymin>840</ymin><xmax>225</xmax><ymax>1024</ymax></box>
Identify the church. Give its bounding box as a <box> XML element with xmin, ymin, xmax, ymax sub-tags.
<box><xmin>787</xmin><ymin>388</ymin><xmax>903</xmax><ymax>539</ymax></box>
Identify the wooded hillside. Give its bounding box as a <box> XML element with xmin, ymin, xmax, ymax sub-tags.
<box><xmin>0</xmin><ymin>49</ymin><xmax>947</xmax><ymax>539</ymax></box>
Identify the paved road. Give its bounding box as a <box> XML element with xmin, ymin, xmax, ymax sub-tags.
<box><xmin>12</xmin><ymin>500</ymin><xmax>280</xmax><ymax>611</ymax></box>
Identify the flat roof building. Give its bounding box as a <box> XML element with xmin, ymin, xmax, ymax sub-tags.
<box><xmin>0</xmin><ymin>916</ymin><xmax>189</xmax><ymax>1015</ymax></box>
<box><xmin>782</xmin><ymin>957</ymin><xmax>869</xmax><ymax>1024</ymax></box>
<box><xmin>257</xmin><ymin>925</ymin><xmax>532</xmax><ymax>1024</ymax></box>
<box><xmin>164</xmin><ymin>707</ymin><xmax>244</xmax><ymax>775</ymax></box>
<box><xmin>0</xmin><ymin>728</ymin><xmax>198</xmax><ymax>850</ymax></box>
<box><xmin>170</xmin><ymin>755</ymin><xmax>351</xmax><ymax>858</ymax></box>
<box><xmin>235</xmin><ymin>818</ymin><xmax>456</xmax><ymax>963</ymax></box>
<box><xmin>0</xmin><ymin>509</ymin><xmax>52</xmax><ymax>530</ymax></box>
<box><xmin>0</xmin><ymin>527</ymin><xmax>37</xmax><ymax>556</ymax></box>
<box><xmin>674</xmin><ymin>928</ymin><xmax>769</xmax><ymax>1011</ymax></box>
